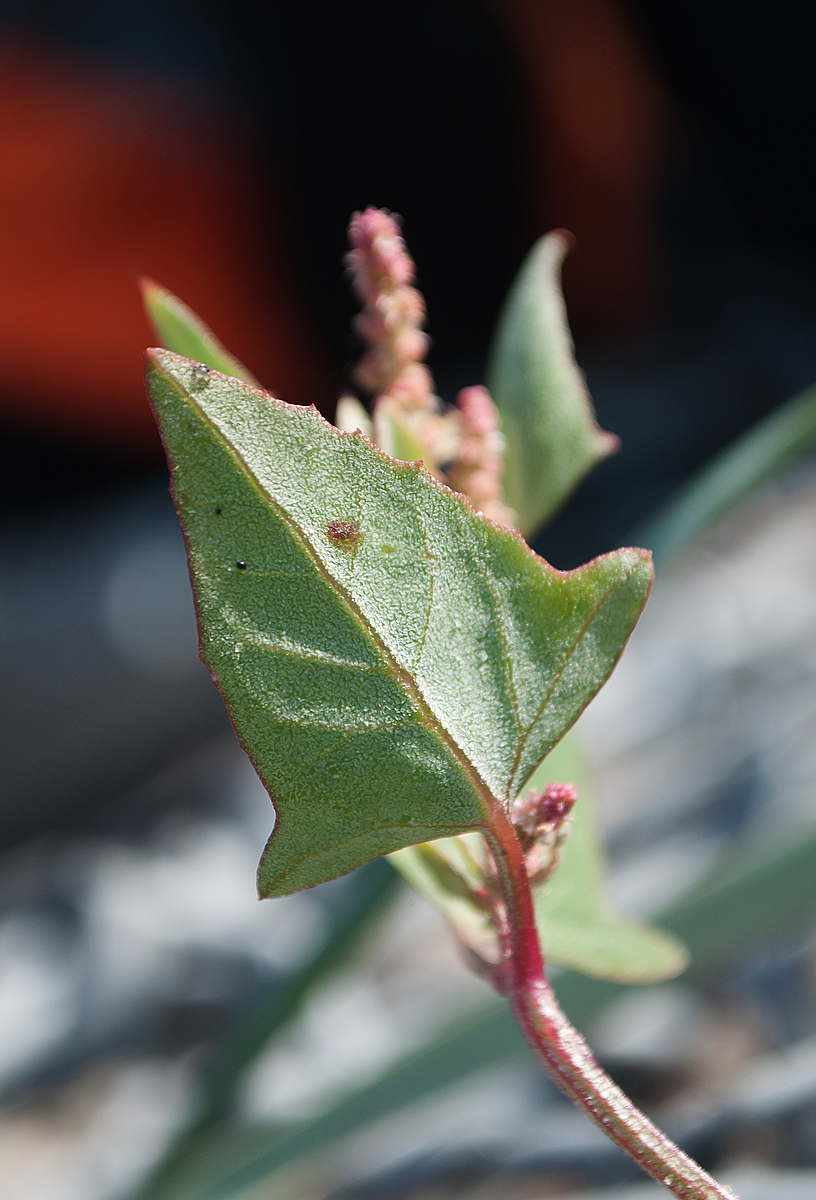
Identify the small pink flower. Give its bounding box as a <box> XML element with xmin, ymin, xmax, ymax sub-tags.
<box><xmin>511</xmin><ymin>781</ymin><xmax>578</xmax><ymax>885</ymax></box>
<box><xmin>447</xmin><ymin>387</ymin><xmax>516</xmax><ymax>528</ymax></box>
<box><xmin>512</xmin><ymin>782</ymin><xmax>578</xmax><ymax>838</ymax></box>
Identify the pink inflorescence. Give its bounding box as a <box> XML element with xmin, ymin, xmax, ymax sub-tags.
<box><xmin>343</xmin><ymin>208</ymin><xmax>516</xmax><ymax>528</ymax></box>
<box><xmin>512</xmin><ymin>782</ymin><xmax>578</xmax><ymax>839</ymax></box>
<box><xmin>511</xmin><ymin>781</ymin><xmax>578</xmax><ymax>885</ymax></box>
<box><xmin>346</xmin><ymin>207</ymin><xmax>436</xmax><ymax>411</ymax></box>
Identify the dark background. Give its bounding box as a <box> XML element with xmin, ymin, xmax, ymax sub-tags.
<box><xmin>2</xmin><ymin>0</ymin><xmax>816</xmax><ymax>562</ymax></box>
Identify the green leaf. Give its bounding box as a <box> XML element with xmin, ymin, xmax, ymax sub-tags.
<box><xmin>487</xmin><ymin>232</ymin><xmax>618</xmax><ymax>538</ymax></box>
<box><xmin>531</xmin><ymin>732</ymin><xmax>688</xmax><ymax>983</ymax></box>
<box><xmin>373</xmin><ymin>399</ymin><xmax>437</xmax><ymax>473</ymax></box>
<box><xmin>146</xmin><ymin>350</ymin><xmax>653</xmax><ymax>898</ymax></box>
<box><xmin>142</xmin><ymin>279</ymin><xmax>261</xmax><ymax>386</ymax></box>
<box><xmin>635</xmin><ymin>381</ymin><xmax>816</xmax><ymax>567</ymax></box>
<box><xmin>391</xmin><ymin>731</ymin><xmax>687</xmax><ymax>985</ymax></box>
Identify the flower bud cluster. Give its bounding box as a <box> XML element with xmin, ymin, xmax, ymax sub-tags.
<box><xmin>344</xmin><ymin>208</ymin><xmax>515</xmax><ymax>527</ymax></box>
<box><xmin>346</xmin><ymin>207</ymin><xmax>436</xmax><ymax>413</ymax></box>
<box><xmin>511</xmin><ymin>781</ymin><xmax>577</xmax><ymax>884</ymax></box>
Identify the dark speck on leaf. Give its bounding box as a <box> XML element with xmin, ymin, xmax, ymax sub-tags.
<box><xmin>215</xmin><ymin>507</ymin><xmax>222</xmax><ymax>515</ymax></box>
<box><xmin>326</xmin><ymin>518</ymin><xmax>363</xmax><ymax>552</ymax></box>
<box><xmin>236</xmin><ymin>561</ymin><xmax>246</xmax><ymax>569</ymax></box>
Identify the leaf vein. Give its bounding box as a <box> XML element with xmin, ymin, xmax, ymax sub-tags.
<box><xmin>470</xmin><ymin>550</ymin><xmax>523</xmax><ymax>741</ymax></box>
<box><xmin>508</xmin><ymin>573</ymin><xmax>631</xmax><ymax>798</ymax></box>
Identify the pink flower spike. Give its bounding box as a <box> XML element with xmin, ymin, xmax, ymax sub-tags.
<box><xmin>446</xmin><ymin>386</ymin><xmax>516</xmax><ymax>528</ymax></box>
<box><xmin>347</xmin><ymin>208</ymin><xmax>415</xmax><ymax>297</ymax></box>
<box><xmin>345</xmin><ymin>208</ymin><xmax>437</xmax><ymax>411</ymax></box>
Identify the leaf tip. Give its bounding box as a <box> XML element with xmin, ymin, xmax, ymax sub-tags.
<box><xmin>139</xmin><ymin>275</ymin><xmax>162</xmax><ymax>302</ymax></box>
<box><xmin>601</xmin><ymin>430</ymin><xmax>622</xmax><ymax>457</ymax></box>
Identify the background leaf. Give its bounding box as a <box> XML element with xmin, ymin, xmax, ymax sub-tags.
<box><xmin>487</xmin><ymin>232</ymin><xmax>618</xmax><ymax>538</ymax></box>
<box><xmin>146</xmin><ymin>351</ymin><xmax>653</xmax><ymax>897</ymax></box>
<box><xmin>636</xmin><ymin>380</ymin><xmax>816</xmax><ymax>567</ymax></box>
<box><xmin>389</xmin><ymin>836</ymin><xmax>500</xmax><ymax>967</ymax></box>
<box><xmin>142</xmin><ymin>279</ymin><xmax>261</xmax><ymax>386</ymax></box>
<box><xmin>531</xmin><ymin>731</ymin><xmax>688</xmax><ymax>983</ymax></box>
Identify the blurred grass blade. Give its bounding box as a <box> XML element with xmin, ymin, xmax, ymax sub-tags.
<box><xmin>487</xmin><ymin>232</ymin><xmax>618</xmax><ymax>538</ymax></box>
<box><xmin>154</xmin><ymin>1004</ymin><xmax>524</xmax><ymax>1200</ymax></box>
<box><xmin>636</xmin><ymin>381</ymin><xmax>816</xmax><ymax>567</ymax></box>
<box><xmin>660</xmin><ymin>825</ymin><xmax>816</xmax><ymax>975</ymax></box>
<box><xmin>135</xmin><ymin>860</ymin><xmax>399</xmax><ymax>1200</ymax></box>
<box><xmin>155</xmin><ymin>822</ymin><xmax>816</xmax><ymax>1199</ymax></box>
<box><xmin>141</xmin><ymin>280</ymin><xmax>261</xmax><ymax>386</ymax></box>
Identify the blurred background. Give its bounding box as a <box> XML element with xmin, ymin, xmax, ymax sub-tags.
<box><xmin>3</xmin><ymin>2</ymin><xmax>816</xmax><ymax>1198</ymax></box>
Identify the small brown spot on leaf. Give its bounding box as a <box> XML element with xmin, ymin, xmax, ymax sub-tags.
<box><xmin>326</xmin><ymin>518</ymin><xmax>363</xmax><ymax>552</ymax></box>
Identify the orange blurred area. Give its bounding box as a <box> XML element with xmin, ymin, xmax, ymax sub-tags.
<box><xmin>0</xmin><ymin>36</ymin><xmax>335</xmax><ymax>455</ymax></box>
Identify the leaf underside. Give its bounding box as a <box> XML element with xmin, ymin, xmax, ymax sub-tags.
<box><xmin>487</xmin><ymin>232</ymin><xmax>618</xmax><ymax>538</ymax></box>
<box><xmin>146</xmin><ymin>351</ymin><xmax>652</xmax><ymax>898</ymax></box>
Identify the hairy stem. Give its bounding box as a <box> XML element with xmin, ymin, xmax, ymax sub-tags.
<box><xmin>487</xmin><ymin>806</ymin><xmax>736</xmax><ymax>1200</ymax></box>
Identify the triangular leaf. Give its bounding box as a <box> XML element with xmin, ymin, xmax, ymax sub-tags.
<box><xmin>487</xmin><ymin>233</ymin><xmax>618</xmax><ymax>538</ymax></box>
<box><xmin>141</xmin><ymin>279</ymin><xmax>261</xmax><ymax>386</ymax></box>
<box><xmin>146</xmin><ymin>351</ymin><xmax>652</xmax><ymax>898</ymax></box>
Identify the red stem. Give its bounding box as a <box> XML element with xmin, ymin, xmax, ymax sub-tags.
<box><xmin>486</xmin><ymin>805</ymin><xmax>736</xmax><ymax>1200</ymax></box>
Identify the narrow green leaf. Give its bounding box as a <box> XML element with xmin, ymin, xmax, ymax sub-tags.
<box><xmin>142</xmin><ymin>280</ymin><xmax>261</xmax><ymax>386</ymax></box>
<box><xmin>134</xmin><ymin>861</ymin><xmax>399</xmax><ymax>1200</ymax></box>
<box><xmin>391</xmin><ymin>731</ymin><xmax>687</xmax><ymax>985</ymax></box>
<box><xmin>146</xmin><ymin>351</ymin><xmax>653</xmax><ymax>898</ymax></box>
<box><xmin>487</xmin><ymin>233</ymin><xmax>618</xmax><ymax>538</ymax></box>
<box><xmin>531</xmin><ymin>732</ymin><xmax>688</xmax><ymax>983</ymax></box>
<box><xmin>636</xmin><ymin>381</ymin><xmax>816</xmax><ymax>567</ymax></box>
<box><xmin>660</xmin><ymin>824</ymin><xmax>816</xmax><ymax>974</ymax></box>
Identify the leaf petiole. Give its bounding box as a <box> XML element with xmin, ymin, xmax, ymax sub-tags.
<box><xmin>485</xmin><ymin>809</ymin><xmax>735</xmax><ymax>1200</ymax></box>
